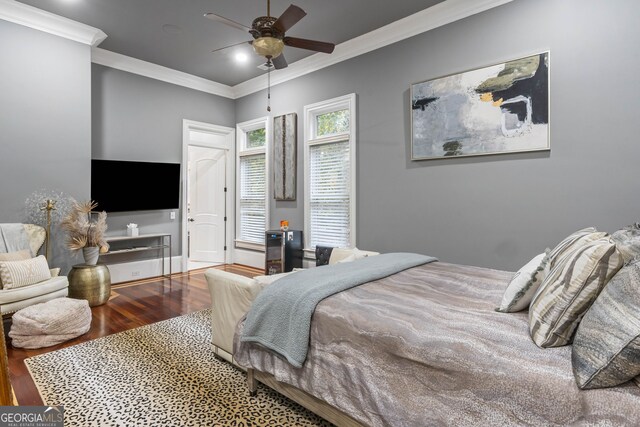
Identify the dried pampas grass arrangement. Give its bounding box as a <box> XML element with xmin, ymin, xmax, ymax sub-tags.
<box><xmin>60</xmin><ymin>200</ymin><xmax>110</xmax><ymax>253</ymax></box>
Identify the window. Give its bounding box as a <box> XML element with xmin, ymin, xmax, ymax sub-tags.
<box><xmin>236</xmin><ymin>117</ymin><xmax>269</xmax><ymax>249</ymax></box>
<box><xmin>304</xmin><ymin>94</ymin><xmax>356</xmax><ymax>253</ymax></box>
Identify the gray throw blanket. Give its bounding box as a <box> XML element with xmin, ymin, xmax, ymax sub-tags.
<box><xmin>0</xmin><ymin>224</ymin><xmax>30</xmax><ymax>254</ymax></box>
<box><xmin>241</xmin><ymin>252</ymin><xmax>436</xmax><ymax>367</ymax></box>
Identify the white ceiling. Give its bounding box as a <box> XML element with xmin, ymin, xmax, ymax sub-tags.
<box><xmin>16</xmin><ymin>0</ymin><xmax>444</xmax><ymax>86</ymax></box>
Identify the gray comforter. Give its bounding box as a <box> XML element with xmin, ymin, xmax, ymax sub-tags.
<box><xmin>241</xmin><ymin>253</ymin><xmax>435</xmax><ymax>368</ymax></box>
<box><xmin>234</xmin><ymin>261</ymin><xmax>640</xmax><ymax>426</ymax></box>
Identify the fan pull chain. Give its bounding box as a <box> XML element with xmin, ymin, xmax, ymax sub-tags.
<box><xmin>267</xmin><ymin>61</ymin><xmax>271</xmax><ymax>112</ymax></box>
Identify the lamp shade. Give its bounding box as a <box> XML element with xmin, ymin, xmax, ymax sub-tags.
<box><xmin>253</xmin><ymin>37</ymin><xmax>284</xmax><ymax>58</ymax></box>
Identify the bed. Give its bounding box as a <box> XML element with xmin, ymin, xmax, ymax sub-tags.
<box><xmin>224</xmin><ymin>260</ymin><xmax>640</xmax><ymax>426</ymax></box>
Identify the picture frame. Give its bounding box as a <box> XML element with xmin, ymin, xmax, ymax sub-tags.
<box><xmin>273</xmin><ymin>113</ymin><xmax>297</xmax><ymax>200</ymax></box>
<box><xmin>411</xmin><ymin>52</ymin><xmax>550</xmax><ymax>160</ymax></box>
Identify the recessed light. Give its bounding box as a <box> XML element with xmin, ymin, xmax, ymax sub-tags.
<box><xmin>235</xmin><ymin>52</ymin><xmax>249</xmax><ymax>63</ymax></box>
<box><xmin>162</xmin><ymin>24</ymin><xmax>183</xmax><ymax>35</ymax></box>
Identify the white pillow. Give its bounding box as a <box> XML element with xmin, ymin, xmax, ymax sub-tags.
<box><xmin>496</xmin><ymin>252</ymin><xmax>550</xmax><ymax>313</ymax></box>
<box><xmin>0</xmin><ymin>255</ymin><xmax>52</xmax><ymax>290</ymax></box>
<box><xmin>337</xmin><ymin>254</ymin><xmax>357</xmax><ymax>263</ymax></box>
<box><xmin>329</xmin><ymin>247</ymin><xmax>380</xmax><ymax>265</ymax></box>
<box><xmin>353</xmin><ymin>248</ymin><xmax>374</xmax><ymax>259</ymax></box>
<box><xmin>328</xmin><ymin>248</ymin><xmax>355</xmax><ymax>265</ymax></box>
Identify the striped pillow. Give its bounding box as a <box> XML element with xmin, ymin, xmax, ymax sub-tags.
<box><xmin>547</xmin><ymin>227</ymin><xmax>607</xmax><ymax>269</ymax></box>
<box><xmin>572</xmin><ymin>261</ymin><xmax>640</xmax><ymax>389</ymax></box>
<box><xmin>0</xmin><ymin>250</ymin><xmax>33</xmax><ymax>288</ymax></box>
<box><xmin>0</xmin><ymin>255</ymin><xmax>51</xmax><ymax>290</ymax></box>
<box><xmin>529</xmin><ymin>238</ymin><xmax>623</xmax><ymax>348</ymax></box>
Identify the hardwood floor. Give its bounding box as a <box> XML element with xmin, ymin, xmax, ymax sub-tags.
<box><xmin>6</xmin><ymin>264</ymin><xmax>262</xmax><ymax>406</ymax></box>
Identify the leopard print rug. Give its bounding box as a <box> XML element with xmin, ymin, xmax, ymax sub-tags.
<box><xmin>25</xmin><ymin>310</ymin><xmax>333</xmax><ymax>426</ymax></box>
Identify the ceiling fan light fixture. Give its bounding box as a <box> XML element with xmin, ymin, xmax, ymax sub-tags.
<box><xmin>252</xmin><ymin>37</ymin><xmax>284</xmax><ymax>59</ymax></box>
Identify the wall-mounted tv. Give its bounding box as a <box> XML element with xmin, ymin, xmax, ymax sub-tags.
<box><xmin>91</xmin><ymin>159</ymin><xmax>181</xmax><ymax>212</ymax></box>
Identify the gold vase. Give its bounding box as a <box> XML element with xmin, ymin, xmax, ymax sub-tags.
<box><xmin>68</xmin><ymin>264</ymin><xmax>111</xmax><ymax>307</ymax></box>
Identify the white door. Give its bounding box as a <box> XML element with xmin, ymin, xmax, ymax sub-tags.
<box><xmin>188</xmin><ymin>146</ymin><xmax>226</xmax><ymax>263</ymax></box>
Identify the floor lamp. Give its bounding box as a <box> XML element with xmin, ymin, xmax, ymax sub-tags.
<box><xmin>40</xmin><ymin>199</ymin><xmax>56</xmax><ymax>260</ymax></box>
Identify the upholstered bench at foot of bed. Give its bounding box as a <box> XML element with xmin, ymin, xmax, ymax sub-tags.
<box><xmin>204</xmin><ymin>269</ymin><xmax>263</xmax><ymax>364</ymax></box>
<box><xmin>205</xmin><ymin>247</ymin><xmax>378</xmax><ymax>365</ymax></box>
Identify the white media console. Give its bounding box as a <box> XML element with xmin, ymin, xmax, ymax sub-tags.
<box><xmin>100</xmin><ymin>233</ymin><xmax>172</xmax><ymax>279</ymax></box>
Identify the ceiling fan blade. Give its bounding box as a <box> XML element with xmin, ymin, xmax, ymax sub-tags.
<box><xmin>272</xmin><ymin>54</ymin><xmax>288</xmax><ymax>70</ymax></box>
<box><xmin>272</xmin><ymin>5</ymin><xmax>306</xmax><ymax>33</ymax></box>
<box><xmin>211</xmin><ymin>40</ymin><xmax>253</xmax><ymax>54</ymax></box>
<box><xmin>204</xmin><ymin>13</ymin><xmax>251</xmax><ymax>32</ymax></box>
<box><xmin>283</xmin><ymin>37</ymin><xmax>335</xmax><ymax>54</ymax></box>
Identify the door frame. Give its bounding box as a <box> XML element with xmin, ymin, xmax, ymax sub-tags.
<box><xmin>182</xmin><ymin>119</ymin><xmax>235</xmax><ymax>272</ymax></box>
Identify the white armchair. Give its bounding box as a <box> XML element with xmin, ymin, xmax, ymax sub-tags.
<box><xmin>0</xmin><ymin>224</ymin><xmax>69</xmax><ymax>315</ymax></box>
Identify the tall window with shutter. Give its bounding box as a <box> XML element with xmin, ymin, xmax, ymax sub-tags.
<box><xmin>304</xmin><ymin>94</ymin><xmax>357</xmax><ymax>252</ymax></box>
<box><xmin>236</xmin><ymin>118</ymin><xmax>269</xmax><ymax>249</ymax></box>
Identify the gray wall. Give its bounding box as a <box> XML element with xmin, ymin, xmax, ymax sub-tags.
<box><xmin>0</xmin><ymin>20</ymin><xmax>92</xmax><ymax>272</ymax></box>
<box><xmin>236</xmin><ymin>0</ymin><xmax>640</xmax><ymax>270</ymax></box>
<box><xmin>92</xmin><ymin>64</ymin><xmax>236</xmax><ymax>255</ymax></box>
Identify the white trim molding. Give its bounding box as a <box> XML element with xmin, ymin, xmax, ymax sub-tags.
<box><xmin>233</xmin><ymin>248</ymin><xmax>265</xmax><ymax>270</ymax></box>
<box><xmin>303</xmin><ymin>93</ymin><xmax>357</xmax><ymax>251</ymax></box>
<box><xmin>181</xmin><ymin>120</ymin><xmax>236</xmax><ymax>272</ymax></box>
<box><xmin>90</xmin><ymin>0</ymin><xmax>511</xmax><ymax>99</ymax></box>
<box><xmin>0</xmin><ymin>0</ymin><xmax>107</xmax><ymax>46</ymax></box>
<box><xmin>108</xmin><ymin>256</ymin><xmax>183</xmax><ymax>284</ymax></box>
<box><xmin>92</xmin><ymin>48</ymin><xmax>235</xmax><ymax>98</ymax></box>
<box><xmin>235</xmin><ymin>116</ymin><xmax>271</xmax><ymax>250</ymax></box>
<box><xmin>3</xmin><ymin>0</ymin><xmax>512</xmax><ymax>98</ymax></box>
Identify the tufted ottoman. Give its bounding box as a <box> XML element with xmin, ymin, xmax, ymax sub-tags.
<box><xmin>9</xmin><ymin>297</ymin><xmax>92</xmax><ymax>349</ymax></box>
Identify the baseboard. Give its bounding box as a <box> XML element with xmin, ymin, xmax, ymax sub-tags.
<box><xmin>106</xmin><ymin>256</ymin><xmax>183</xmax><ymax>284</ymax></box>
<box><xmin>233</xmin><ymin>248</ymin><xmax>264</xmax><ymax>270</ymax></box>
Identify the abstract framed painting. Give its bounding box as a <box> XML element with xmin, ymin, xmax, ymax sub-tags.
<box><xmin>273</xmin><ymin>113</ymin><xmax>297</xmax><ymax>200</ymax></box>
<box><xmin>411</xmin><ymin>52</ymin><xmax>549</xmax><ymax>160</ymax></box>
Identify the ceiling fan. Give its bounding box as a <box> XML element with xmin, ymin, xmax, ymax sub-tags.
<box><xmin>204</xmin><ymin>0</ymin><xmax>335</xmax><ymax>70</ymax></box>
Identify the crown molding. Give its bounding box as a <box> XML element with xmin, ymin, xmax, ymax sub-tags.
<box><xmin>232</xmin><ymin>0</ymin><xmax>513</xmax><ymax>98</ymax></box>
<box><xmin>92</xmin><ymin>48</ymin><xmax>235</xmax><ymax>99</ymax></box>
<box><xmin>0</xmin><ymin>0</ymin><xmax>106</xmax><ymax>46</ymax></box>
<box><xmin>2</xmin><ymin>0</ymin><xmax>512</xmax><ymax>99</ymax></box>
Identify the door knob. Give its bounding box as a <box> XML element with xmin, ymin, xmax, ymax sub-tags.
<box><xmin>188</xmin><ymin>218</ymin><xmax>195</xmax><ymax>222</ymax></box>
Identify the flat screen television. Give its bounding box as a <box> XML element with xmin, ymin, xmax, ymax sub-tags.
<box><xmin>91</xmin><ymin>159</ymin><xmax>181</xmax><ymax>212</ymax></box>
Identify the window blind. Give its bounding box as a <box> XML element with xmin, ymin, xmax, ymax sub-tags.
<box><xmin>309</xmin><ymin>141</ymin><xmax>350</xmax><ymax>248</ymax></box>
<box><xmin>239</xmin><ymin>154</ymin><xmax>266</xmax><ymax>244</ymax></box>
